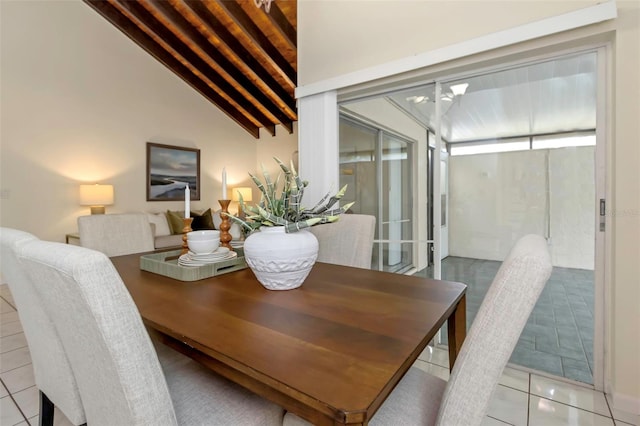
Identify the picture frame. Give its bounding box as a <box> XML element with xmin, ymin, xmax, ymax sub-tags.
<box><xmin>146</xmin><ymin>142</ymin><xmax>200</xmax><ymax>201</ymax></box>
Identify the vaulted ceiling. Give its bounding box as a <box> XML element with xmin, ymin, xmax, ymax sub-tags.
<box><xmin>84</xmin><ymin>0</ymin><xmax>297</xmax><ymax>139</ymax></box>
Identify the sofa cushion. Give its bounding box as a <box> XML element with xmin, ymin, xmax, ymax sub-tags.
<box><xmin>191</xmin><ymin>209</ymin><xmax>215</xmax><ymax>230</ymax></box>
<box><xmin>154</xmin><ymin>234</ymin><xmax>183</xmax><ymax>249</ymax></box>
<box><xmin>147</xmin><ymin>213</ymin><xmax>171</xmax><ymax>237</ymax></box>
<box><xmin>165</xmin><ymin>210</ymin><xmax>186</xmax><ymax>234</ymax></box>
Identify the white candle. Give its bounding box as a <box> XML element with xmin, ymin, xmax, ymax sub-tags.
<box><xmin>222</xmin><ymin>167</ymin><xmax>227</xmax><ymax>200</ymax></box>
<box><xmin>184</xmin><ymin>184</ymin><xmax>190</xmax><ymax>218</ymax></box>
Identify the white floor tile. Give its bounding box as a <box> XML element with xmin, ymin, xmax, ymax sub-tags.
<box><xmin>412</xmin><ymin>358</ymin><xmax>450</xmax><ymax>381</ymax></box>
<box><xmin>0</xmin><ymin>333</ymin><xmax>28</xmax><ymax>354</ymax></box>
<box><xmin>1</xmin><ymin>295</ymin><xmax>15</xmax><ymax>306</ymax></box>
<box><xmin>0</xmin><ymin>346</ymin><xmax>32</xmax><ymax>373</ymax></box>
<box><xmin>481</xmin><ymin>415</ymin><xmax>514</xmax><ymax>425</ymax></box>
<box><xmin>0</xmin><ymin>381</ymin><xmax>8</xmax><ymax>398</ymax></box>
<box><xmin>418</xmin><ymin>345</ymin><xmax>449</xmax><ymax>368</ymax></box>
<box><xmin>1</xmin><ymin>395</ymin><xmax>26</xmax><ymax>425</ymax></box>
<box><xmin>12</xmin><ymin>385</ymin><xmax>39</xmax><ymax>419</ymax></box>
<box><xmin>1</xmin><ymin>311</ymin><xmax>20</xmax><ymax>325</ymax></box>
<box><xmin>0</xmin><ymin>299</ymin><xmax>16</xmax><ymax>314</ymax></box>
<box><xmin>499</xmin><ymin>367</ymin><xmax>529</xmax><ymax>392</ymax></box>
<box><xmin>0</xmin><ymin>363</ymin><xmax>35</xmax><ymax>394</ymax></box>
<box><xmin>486</xmin><ymin>384</ymin><xmax>529</xmax><ymax>426</ymax></box>
<box><xmin>0</xmin><ymin>284</ymin><xmax>14</xmax><ymax>301</ymax></box>
<box><xmin>529</xmin><ymin>396</ymin><xmax>614</xmax><ymax>425</ymax></box>
<box><xmin>0</xmin><ymin>320</ymin><xmax>23</xmax><ymax>338</ymax></box>
<box><xmin>530</xmin><ymin>374</ymin><xmax>610</xmax><ymax>416</ymax></box>
<box><xmin>605</xmin><ymin>393</ymin><xmax>639</xmax><ymax>425</ymax></box>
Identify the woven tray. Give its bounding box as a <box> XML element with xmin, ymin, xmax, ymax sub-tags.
<box><xmin>139</xmin><ymin>249</ymin><xmax>247</xmax><ymax>282</ymax></box>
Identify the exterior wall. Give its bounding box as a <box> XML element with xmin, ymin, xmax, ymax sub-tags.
<box><xmin>449</xmin><ymin>147</ymin><xmax>595</xmax><ymax>270</ymax></box>
<box><xmin>0</xmin><ymin>1</ymin><xmax>297</xmax><ymax>241</ymax></box>
<box><xmin>298</xmin><ymin>0</ymin><xmax>640</xmax><ymax>414</ymax></box>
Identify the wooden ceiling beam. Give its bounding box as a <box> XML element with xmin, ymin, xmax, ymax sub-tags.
<box><xmin>267</xmin><ymin>2</ymin><xmax>296</xmax><ymax>51</ymax></box>
<box><xmin>217</xmin><ymin>0</ymin><xmax>297</xmax><ymax>86</ymax></box>
<box><xmin>84</xmin><ymin>0</ymin><xmax>261</xmax><ymax>138</ymax></box>
<box><xmin>112</xmin><ymin>0</ymin><xmax>277</xmax><ymax>136</ymax></box>
<box><xmin>182</xmin><ymin>0</ymin><xmax>297</xmax><ymax>119</ymax></box>
<box><xmin>149</xmin><ymin>0</ymin><xmax>293</xmax><ymax>128</ymax></box>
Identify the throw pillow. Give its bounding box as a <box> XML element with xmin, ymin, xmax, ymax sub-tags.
<box><xmin>146</xmin><ymin>213</ymin><xmax>171</xmax><ymax>237</ymax></box>
<box><xmin>191</xmin><ymin>208</ymin><xmax>215</xmax><ymax>230</ymax></box>
<box><xmin>165</xmin><ymin>210</ymin><xmax>185</xmax><ymax>234</ymax></box>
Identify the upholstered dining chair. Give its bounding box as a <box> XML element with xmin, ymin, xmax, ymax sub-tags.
<box><xmin>0</xmin><ymin>228</ymin><xmax>86</xmax><ymax>426</ymax></box>
<box><xmin>308</xmin><ymin>214</ymin><xmax>376</xmax><ymax>269</ymax></box>
<box><xmin>284</xmin><ymin>234</ymin><xmax>552</xmax><ymax>426</ymax></box>
<box><xmin>15</xmin><ymin>239</ymin><xmax>284</xmax><ymax>426</ymax></box>
<box><xmin>78</xmin><ymin>212</ymin><xmax>154</xmax><ymax>256</ymax></box>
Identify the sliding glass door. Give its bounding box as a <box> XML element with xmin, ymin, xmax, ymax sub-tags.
<box><xmin>336</xmin><ymin>49</ymin><xmax>605</xmax><ymax>386</ymax></box>
<box><xmin>339</xmin><ymin>117</ymin><xmax>414</xmax><ymax>272</ymax></box>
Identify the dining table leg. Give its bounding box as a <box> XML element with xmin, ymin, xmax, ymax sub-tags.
<box><xmin>447</xmin><ymin>294</ymin><xmax>466</xmax><ymax>371</ymax></box>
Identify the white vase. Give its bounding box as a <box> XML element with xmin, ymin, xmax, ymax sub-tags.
<box><xmin>243</xmin><ymin>226</ymin><xmax>319</xmax><ymax>290</ymax></box>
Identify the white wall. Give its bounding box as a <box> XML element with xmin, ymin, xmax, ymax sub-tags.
<box><xmin>298</xmin><ymin>0</ymin><xmax>640</xmax><ymax>413</ymax></box>
<box><xmin>449</xmin><ymin>147</ymin><xmax>595</xmax><ymax>269</ymax></box>
<box><xmin>0</xmin><ymin>1</ymin><xmax>297</xmax><ymax>241</ymax></box>
<box><xmin>254</xmin><ymin>123</ymin><xmax>299</xmax><ymax>203</ymax></box>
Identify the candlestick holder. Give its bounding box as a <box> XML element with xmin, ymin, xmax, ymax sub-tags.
<box><xmin>181</xmin><ymin>217</ymin><xmax>193</xmax><ymax>255</ymax></box>
<box><xmin>218</xmin><ymin>199</ymin><xmax>233</xmax><ymax>250</ymax></box>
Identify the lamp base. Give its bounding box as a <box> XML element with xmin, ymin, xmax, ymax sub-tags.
<box><xmin>90</xmin><ymin>206</ymin><xmax>106</xmax><ymax>215</ymax></box>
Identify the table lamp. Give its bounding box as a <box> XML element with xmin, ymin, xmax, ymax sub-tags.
<box><xmin>80</xmin><ymin>184</ymin><xmax>114</xmax><ymax>214</ymax></box>
<box><xmin>232</xmin><ymin>187</ymin><xmax>253</xmax><ymax>220</ymax></box>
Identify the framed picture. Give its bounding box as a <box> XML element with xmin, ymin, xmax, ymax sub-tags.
<box><xmin>146</xmin><ymin>142</ymin><xmax>200</xmax><ymax>201</ymax></box>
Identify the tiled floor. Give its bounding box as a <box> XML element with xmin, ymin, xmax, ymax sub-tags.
<box><xmin>416</xmin><ymin>256</ymin><xmax>595</xmax><ymax>384</ymax></box>
<box><xmin>2</xmin><ymin>283</ymin><xmax>637</xmax><ymax>426</ymax></box>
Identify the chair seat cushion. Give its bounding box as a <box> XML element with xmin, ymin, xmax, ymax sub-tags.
<box><xmin>283</xmin><ymin>367</ymin><xmax>446</xmax><ymax>426</ymax></box>
<box><xmin>371</xmin><ymin>367</ymin><xmax>446</xmax><ymax>426</ymax></box>
<box><xmin>155</xmin><ymin>342</ymin><xmax>284</xmax><ymax>426</ymax></box>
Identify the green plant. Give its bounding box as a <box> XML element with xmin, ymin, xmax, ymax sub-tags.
<box><xmin>226</xmin><ymin>157</ymin><xmax>354</xmax><ymax>233</ymax></box>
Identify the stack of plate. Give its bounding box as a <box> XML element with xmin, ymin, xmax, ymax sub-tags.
<box><xmin>230</xmin><ymin>240</ymin><xmax>244</xmax><ymax>249</ymax></box>
<box><xmin>178</xmin><ymin>247</ymin><xmax>237</xmax><ymax>267</ymax></box>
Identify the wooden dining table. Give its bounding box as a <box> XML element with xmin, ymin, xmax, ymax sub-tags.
<box><xmin>111</xmin><ymin>253</ymin><xmax>467</xmax><ymax>426</ymax></box>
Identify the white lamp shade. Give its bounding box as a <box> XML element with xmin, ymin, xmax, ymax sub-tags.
<box><xmin>232</xmin><ymin>187</ymin><xmax>253</xmax><ymax>202</ymax></box>
<box><xmin>80</xmin><ymin>184</ymin><xmax>114</xmax><ymax>206</ymax></box>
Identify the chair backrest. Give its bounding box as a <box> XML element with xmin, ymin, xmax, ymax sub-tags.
<box><xmin>0</xmin><ymin>228</ymin><xmax>86</xmax><ymax>425</ymax></box>
<box><xmin>308</xmin><ymin>214</ymin><xmax>376</xmax><ymax>269</ymax></box>
<box><xmin>78</xmin><ymin>213</ymin><xmax>155</xmax><ymax>256</ymax></box>
<box><xmin>16</xmin><ymin>240</ymin><xmax>178</xmax><ymax>426</ymax></box>
<box><xmin>436</xmin><ymin>234</ymin><xmax>552</xmax><ymax>426</ymax></box>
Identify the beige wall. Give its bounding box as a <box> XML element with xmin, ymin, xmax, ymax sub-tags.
<box><xmin>299</xmin><ymin>0</ymin><xmax>640</xmax><ymax>413</ymax></box>
<box><xmin>298</xmin><ymin>0</ymin><xmax>599</xmax><ymax>85</ymax></box>
<box><xmin>0</xmin><ymin>1</ymin><xmax>297</xmax><ymax>241</ymax></box>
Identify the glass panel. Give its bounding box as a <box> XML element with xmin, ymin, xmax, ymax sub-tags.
<box><xmin>381</xmin><ymin>134</ymin><xmax>413</xmax><ymax>273</ymax></box>
<box><xmin>339</xmin><ymin>117</ymin><xmax>414</xmax><ymax>272</ymax></box>
<box><xmin>450</xmin><ymin>140</ymin><xmax>530</xmax><ymax>156</ymax></box>
<box><xmin>532</xmin><ymin>133</ymin><xmax>596</xmax><ymax>149</ymax></box>
<box><xmin>339</xmin><ymin>118</ymin><xmax>377</xmax><ymax>269</ymax></box>
<box><xmin>339</xmin><ymin>119</ymin><xmax>378</xmax><ymax>219</ymax></box>
<box><xmin>442</xmin><ymin>52</ymin><xmax>597</xmax><ymax>384</ymax></box>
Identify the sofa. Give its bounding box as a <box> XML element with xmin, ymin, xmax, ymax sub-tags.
<box><xmin>146</xmin><ymin>209</ymin><xmax>241</xmax><ymax>249</ymax></box>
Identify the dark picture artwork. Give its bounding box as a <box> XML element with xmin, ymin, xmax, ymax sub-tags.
<box><xmin>147</xmin><ymin>142</ymin><xmax>200</xmax><ymax>201</ymax></box>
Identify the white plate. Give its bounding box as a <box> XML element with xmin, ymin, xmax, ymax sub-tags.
<box><xmin>188</xmin><ymin>247</ymin><xmax>230</xmax><ymax>259</ymax></box>
<box><xmin>178</xmin><ymin>251</ymin><xmax>237</xmax><ymax>266</ymax></box>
